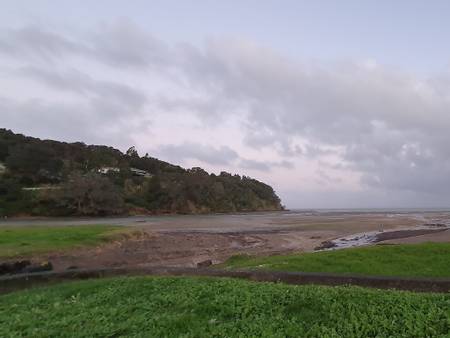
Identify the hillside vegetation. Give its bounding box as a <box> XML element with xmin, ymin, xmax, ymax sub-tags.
<box><xmin>1</xmin><ymin>277</ymin><xmax>448</xmax><ymax>337</ymax></box>
<box><xmin>222</xmin><ymin>243</ymin><xmax>450</xmax><ymax>278</ymax></box>
<box><xmin>0</xmin><ymin>129</ymin><xmax>283</xmax><ymax>216</ymax></box>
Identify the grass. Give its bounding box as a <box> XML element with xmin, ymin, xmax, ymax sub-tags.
<box><xmin>0</xmin><ymin>276</ymin><xmax>449</xmax><ymax>337</ymax></box>
<box><xmin>0</xmin><ymin>225</ymin><xmax>123</xmax><ymax>258</ymax></box>
<box><xmin>221</xmin><ymin>243</ymin><xmax>450</xmax><ymax>278</ymax></box>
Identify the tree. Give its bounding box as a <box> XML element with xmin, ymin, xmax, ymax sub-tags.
<box><xmin>126</xmin><ymin>146</ymin><xmax>139</xmax><ymax>158</ymax></box>
<box><xmin>145</xmin><ymin>177</ymin><xmax>171</xmax><ymax>210</ymax></box>
<box><xmin>5</xmin><ymin>143</ymin><xmax>63</xmax><ymax>184</ymax></box>
<box><xmin>56</xmin><ymin>173</ymin><xmax>124</xmax><ymax>215</ymax></box>
<box><xmin>0</xmin><ymin>177</ymin><xmax>31</xmax><ymax>216</ymax></box>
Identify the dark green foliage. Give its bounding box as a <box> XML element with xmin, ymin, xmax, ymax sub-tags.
<box><xmin>5</xmin><ymin>143</ymin><xmax>63</xmax><ymax>184</ymax></box>
<box><xmin>0</xmin><ymin>176</ymin><xmax>32</xmax><ymax>216</ymax></box>
<box><xmin>0</xmin><ymin>129</ymin><xmax>283</xmax><ymax>216</ymax></box>
<box><xmin>144</xmin><ymin>176</ymin><xmax>170</xmax><ymax>210</ymax></box>
<box><xmin>222</xmin><ymin>243</ymin><xmax>450</xmax><ymax>278</ymax></box>
<box><xmin>53</xmin><ymin>173</ymin><xmax>125</xmax><ymax>216</ymax></box>
<box><xmin>125</xmin><ymin>146</ymin><xmax>139</xmax><ymax>158</ymax></box>
<box><xmin>0</xmin><ymin>277</ymin><xmax>449</xmax><ymax>337</ymax></box>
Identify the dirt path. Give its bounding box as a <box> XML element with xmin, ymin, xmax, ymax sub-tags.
<box><xmin>2</xmin><ymin>267</ymin><xmax>450</xmax><ymax>294</ymax></box>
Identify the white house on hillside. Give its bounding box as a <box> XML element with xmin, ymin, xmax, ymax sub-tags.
<box><xmin>97</xmin><ymin>167</ymin><xmax>120</xmax><ymax>174</ymax></box>
<box><xmin>97</xmin><ymin>166</ymin><xmax>153</xmax><ymax>178</ymax></box>
<box><xmin>131</xmin><ymin>168</ymin><xmax>153</xmax><ymax>178</ymax></box>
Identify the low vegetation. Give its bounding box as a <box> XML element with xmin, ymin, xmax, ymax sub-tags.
<box><xmin>0</xmin><ymin>225</ymin><xmax>121</xmax><ymax>258</ymax></box>
<box><xmin>0</xmin><ymin>276</ymin><xmax>448</xmax><ymax>337</ymax></box>
<box><xmin>0</xmin><ymin>128</ymin><xmax>283</xmax><ymax>216</ymax></box>
<box><xmin>222</xmin><ymin>243</ymin><xmax>450</xmax><ymax>278</ymax></box>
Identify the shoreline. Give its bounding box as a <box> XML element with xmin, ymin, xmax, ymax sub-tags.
<box><xmin>1</xmin><ymin>211</ymin><xmax>449</xmax><ymax>272</ymax></box>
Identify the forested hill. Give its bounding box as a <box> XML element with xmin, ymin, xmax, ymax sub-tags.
<box><xmin>0</xmin><ymin>129</ymin><xmax>283</xmax><ymax>216</ymax></box>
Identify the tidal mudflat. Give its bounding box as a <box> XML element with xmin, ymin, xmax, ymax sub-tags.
<box><xmin>1</xmin><ymin>210</ymin><xmax>449</xmax><ymax>271</ymax></box>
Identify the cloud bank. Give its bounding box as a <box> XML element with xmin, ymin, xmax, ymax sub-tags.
<box><xmin>2</xmin><ymin>19</ymin><xmax>450</xmax><ymax>206</ymax></box>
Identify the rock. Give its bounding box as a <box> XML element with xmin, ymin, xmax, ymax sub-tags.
<box><xmin>66</xmin><ymin>265</ymin><xmax>78</xmax><ymax>270</ymax></box>
<box><xmin>197</xmin><ymin>259</ymin><xmax>212</xmax><ymax>268</ymax></box>
<box><xmin>22</xmin><ymin>261</ymin><xmax>53</xmax><ymax>273</ymax></box>
<box><xmin>314</xmin><ymin>241</ymin><xmax>336</xmax><ymax>251</ymax></box>
<box><xmin>424</xmin><ymin>223</ymin><xmax>447</xmax><ymax>227</ymax></box>
<box><xmin>0</xmin><ymin>260</ymin><xmax>53</xmax><ymax>275</ymax></box>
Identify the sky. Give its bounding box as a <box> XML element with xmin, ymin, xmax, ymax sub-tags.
<box><xmin>1</xmin><ymin>1</ymin><xmax>450</xmax><ymax>208</ymax></box>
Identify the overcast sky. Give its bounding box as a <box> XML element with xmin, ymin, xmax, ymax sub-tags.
<box><xmin>2</xmin><ymin>1</ymin><xmax>450</xmax><ymax>208</ymax></box>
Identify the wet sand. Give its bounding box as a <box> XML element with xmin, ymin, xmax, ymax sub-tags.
<box><xmin>380</xmin><ymin>228</ymin><xmax>450</xmax><ymax>244</ymax></box>
<box><xmin>0</xmin><ymin>210</ymin><xmax>430</xmax><ymax>232</ymax></box>
<box><xmin>375</xmin><ymin>228</ymin><xmax>449</xmax><ymax>242</ymax></box>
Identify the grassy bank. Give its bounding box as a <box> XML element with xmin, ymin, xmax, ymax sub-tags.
<box><xmin>0</xmin><ymin>276</ymin><xmax>448</xmax><ymax>337</ymax></box>
<box><xmin>222</xmin><ymin>243</ymin><xmax>450</xmax><ymax>278</ymax></box>
<box><xmin>0</xmin><ymin>225</ymin><xmax>122</xmax><ymax>258</ymax></box>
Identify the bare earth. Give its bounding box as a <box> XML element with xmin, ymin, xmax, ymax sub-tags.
<box><xmin>2</xmin><ymin>210</ymin><xmax>450</xmax><ymax>271</ymax></box>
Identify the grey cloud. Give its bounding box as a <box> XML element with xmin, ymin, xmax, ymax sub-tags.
<box><xmin>315</xmin><ymin>169</ymin><xmax>343</xmax><ymax>186</ymax></box>
<box><xmin>89</xmin><ymin>19</ymin><xmax>171</xmax><ymax>69</ymax></box>
<box><xmin>280</xmin><ymin>188</ymin><xmax>450</xmax><ymax>209</ymax></box>
<box><xmin>239</xmin><ymin>159</ymin><xmax>270</xmax><ymax>171</ymax></box>
<box><xmin>0</xmin><ymin>25</ymin><xmax>87</xmax><ymax>62</ymax></box>
<box><xmin>0</xmin><ymin>20</ymin><xmax>169</xmax><ymax>70</ymax></box>
<box><xmin>241</xmin><ymin>125</ymin><xmax>283</xmax><ymax>149</ymax></box>
<box><xmin>0</xmin><ymin>96</ymin><xmax>135</xmax><ymax>147</ymax></box>
<box><xmin>18</xmin><ymin>66</ymin><xmax>147</xmax><ymax>112</ymax></box>
<box><xmin>156</xmin><ymin>143</ymin><xmax>239</xmax><ymax>166</ymax></box>
<box><xmin>239</xmin><ymin>159</ymin><xmax>294</xmax><ymax>172</ymax></box>
<box><xmin>155</xmin><ymin>95</ymin><xmax>236</xmax><ymax>124</ymax></box>
<box><xmin>303</xmin><ymin>145</ymin><xmax>336</xmax><ymax>158</ymax></box>
<box><xmin>172</xmin><ymin>39</ymin><xmax>450</xmax><ymax>195</ymax></box>
<box><xmin>155</xmin><ymin>142</ymin><xmax>294</xmax><ymax>172</ymax></box>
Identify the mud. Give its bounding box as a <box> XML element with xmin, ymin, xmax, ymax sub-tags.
<box><xmin>26</xmin><ymin>230</ymin><xmax>332</xmax><ymax>271</ymax></box>
<box><xmin>1</xmin><ymin>267</ymin><xmax>449</xmax><ymax>294</ymax></box>
<box><xmin>381</xmin><ymin>228</ymin><xmax>450</xmax><ymax>245</ymax></box>
<box><xmin>2</xmin><ymin>211</ymin><xmax>450</xmax><ymax>271</ymax></box>
<box><xmin>375</xmin><ymin>228</ymin><xmax>448</xmax><ymax>242</ymax></box>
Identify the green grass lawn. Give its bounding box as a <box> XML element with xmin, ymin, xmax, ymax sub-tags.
<box><xmin>222</xmin><ymin>243</ymin><xmax>450</xmax><ymax>278</ymax></box>
<box><xmin>0</xmin><ymin>276</ymin><xmax>449</xmax><ymax>337</ymax></box>
<box><xmin>0</xmin><ymin>225</ymin><xmax>122</xmax><ymax>258</ymax></box>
